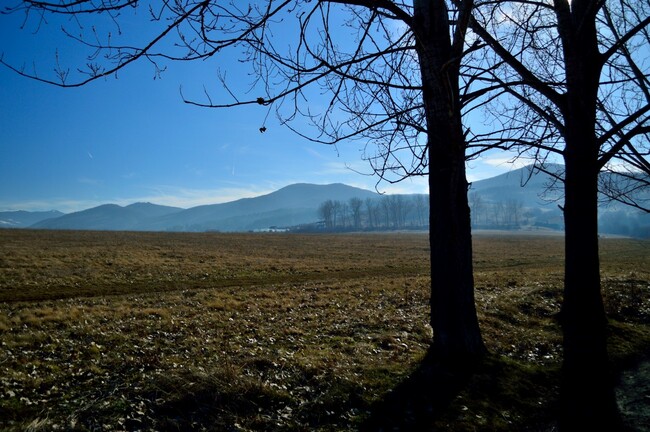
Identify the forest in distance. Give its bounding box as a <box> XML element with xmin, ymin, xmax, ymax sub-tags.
<box><xmin>314</xmin><ymin>194</ymin><xmax>558</xmax><ymax>232</ymax></box>
<box><xmin>3</xmin><ymin>170</ymin><xmax>648</xmax><ymax>236</ymax></box>
<box><xmin>0</xmin><ymin>229</ymin><xmax>648</xmax><ymax>431</ymax></box>
<box><xmin>313</xmin><ymin>193</ymin><xmax>648</xmax><ymax>237</ymax></box>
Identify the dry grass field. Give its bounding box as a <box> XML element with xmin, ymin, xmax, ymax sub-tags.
<box><xmin>0</xmin><ymin>229</ymin><xmax>648</xmax><ymax>431</ymax></box>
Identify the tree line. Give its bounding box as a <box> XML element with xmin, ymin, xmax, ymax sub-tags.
<box><xmin>468</xmin><ymin>193</ymin><xmax>564</xmax><ymax>231</ymax></box>
<box><xmin>317</xmin><ymin>193</ymin><xmax>647</xmax><ymax>236</ymax></box>
<box><xmin>317</xmin><ymin>195</ymin><xmax>429</xmax><ymax>231</ymax></box>
<box><xmin>317</xmin><ymin>194</ymin><xmax>560</xmax><ymax>232</ymax></box>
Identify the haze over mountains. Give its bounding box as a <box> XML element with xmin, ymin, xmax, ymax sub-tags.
<box><xmin>0</xmin><ymin>210</ymin><xmax>65</xmax><ymax>229</ymax></box>
<box><xmin>1</xmin><ymin>166</ymin><xmax>648</xmax><ymax>237</ymax></box>
<box><xmin>10</xmin><ymin>183</ymin><xmax>378</xmax><ymax>232</ymax></box>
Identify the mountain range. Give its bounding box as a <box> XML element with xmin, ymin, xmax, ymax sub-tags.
<box><xmin>9</xmin><ymin>183</ymin><xmax>378</xmax><ymax>232</ymax></box>
<box><xmin>2</xmin><ymin>166</ymin><xmax>648</xmax><ymax>237</ymax></box>
<box><xmin>0</xmin><ymin>210</ymin><xmax>65</xmax><ymax>229</ymax></box>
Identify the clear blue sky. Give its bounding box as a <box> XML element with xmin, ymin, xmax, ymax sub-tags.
<box><xmin>0</xmin><ymin>6</ymin><xmax>515</xmax><ymax>213</ymax></box>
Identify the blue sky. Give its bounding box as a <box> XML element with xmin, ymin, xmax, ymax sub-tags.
<box><xmin>0</xmin><ymin>6</ymin><xmax>517</xmax><ymax>213</ymax></box>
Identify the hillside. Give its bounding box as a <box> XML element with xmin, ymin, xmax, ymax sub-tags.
<box><xmin>30</xmin><ymin>183</ymin><xmax>377</xmax><ymax>232</ymax></box>
<box><xmin>145</xmin><ymin>183</ymin><xmax>378</xmax><ymax>231</ymax></box>
<box><xmin>31</xmin><ymin>203</ymin><xmax>183</xmax><ymax>231</ymax></box>
<box><xmin>469</xmin><ymin>165</ymin><xmax>563</xmax><ymax>208</ymax></box>
<box><xmin>10</xmin><ymin>167</ymin><xmax>650</xmax><ymax>237</ymax></box>
<box><xmin>0</xmin><ymin>210</ymin><xmax>65</xmax><ymax>228</ymax></box>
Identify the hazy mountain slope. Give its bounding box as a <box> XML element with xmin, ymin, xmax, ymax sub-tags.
<box><xmin>195</xmin><ymin>208</ymin><xmax>319</xmax><ymax>232</ymax></box>
<box><xmin>126</xmin><ymin>202</ymin><xmax>185</xmax><ymax>220</ymax></box>
<box><xmin>146</xmin><ymin>183</ymin><xmax>378</xmax><ymax>231</ymax></box>
<box><xmin>31</xmin><ymin>203</ymin><xmax>183</xmax><ymax>231</ymax></box>
<box><xmin>469</xmin><ymin>165</ymin><xmax>649</xmax><ymax>236</ymax></box>
<box><xmin>30</xmin><ymin>184</ymin><xmax>377</xmax><ymax>232</ymax></box>
<box><xmin>469</xmin><ymin>166</ymin><xmax>563</xmax><ymax>208</ymax></box>
<box><xmin>20</xmin><ymin>171</ymin><xmax>649</xmax><ymax>236</ymax></box>
<box><xmin>0</xmin><ymin>210</ymin><xmax>65</xmax><ymax>228</ymax></box>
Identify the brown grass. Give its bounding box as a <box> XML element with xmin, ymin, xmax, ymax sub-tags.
<box><xmin>0</xmin><ymin>229</ymin><xmax>648</xmax><ymax>431</ymax></box>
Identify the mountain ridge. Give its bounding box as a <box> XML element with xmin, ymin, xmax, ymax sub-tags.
<box><xmin>4</xmin><ymin>168</ymin><xmax>648</xmax><ymax>237</ymax></box>
<box><xmin>0</xmin><ymin>210</ymin><xmax>65</xmax><ymax>228</ymax></box>
<box><xmin>27</xmin><ymin>183</ymin><xmax>378</xmax><ymax>232</ymax></box>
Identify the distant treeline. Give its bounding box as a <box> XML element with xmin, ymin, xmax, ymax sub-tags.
<box><xmin>598</xmin><ymin>209</ymin><xmax>650</xmax><ymax>238</ymax></box>
<box><xmin>311</xmin><ymin>194</ymin><xmax>560</xmax><ymax>232</ymax></box>
<box><xmin>310</xmin><ymin>194</ymin><xmax>557</xmax><ymax>232</ymax></box>
<box><xmin>316</xmin><ymin>195</ymin><xmax>429</xmax><ymax>231</ymax></box>
<box><xmin>468</xmin><ymin>193</ymin><xmax>564</xmax><ymax>231</ymax></box>
<box><xmin>305</xmin><ymin>193</ymin><xmax>648</xmax><ymax>237</ymax></box>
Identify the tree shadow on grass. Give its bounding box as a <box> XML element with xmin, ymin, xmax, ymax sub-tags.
<box><xmin>148</xmin><ymin>365</ymin><xmax>293</xmax><ymax>431</ymax></box>
<box><xmin>360</xmin><ymin>348</ymin><xmax>482</xmax><ymax>431</ymax></box>
<box><xmin>143</xmin><ymin>348</ymin><xmax>563</xmax><ymax>431</ymax></box>
<box><xmin>147</xmin><ymin>360</ymin><xmax>370</xmax><ymax>431</ymax></box>
<box><xmin>145</xmin><ymin>349</ymin><xmax>476</xmax><ymax>431</ymax></box>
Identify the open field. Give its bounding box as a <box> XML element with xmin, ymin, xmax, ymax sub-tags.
<box><xmin>1</xmin><ymin>229</ymin><xmax>649</xmax><ymax>431</ymax></box>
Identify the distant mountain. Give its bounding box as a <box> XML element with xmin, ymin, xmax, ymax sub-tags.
<box><xmin>14</xmin><ymin>172</ymin><xmax>650</xmax><ymax>237</ymax></box>
<box><xmin>31</xmin><ymin>184</ymin><xmax>378</xmax><ymax>232</ymax></box>
<box><xmin>469</xmin><ymin>165</ymin><xmax>563</xmax><ymax>207</ymax></box>
<box><xmin>468</xmin><ymin>165</ymin><xmax>649</xmax><ymax>237</ymax></box>
<box><xmin>145</xmin><ymin>183</ymin><xmax>378</xmax><ymax>232</ymax></box>
<box><xmin>0</xmin><ymin>210</ymin><xmax>64</xmax><ymax>228</ymax></box>
<box><xmin>31</xmin><ymin>203</ymin><xmax>183</xmax><ymax>231</ymax></box>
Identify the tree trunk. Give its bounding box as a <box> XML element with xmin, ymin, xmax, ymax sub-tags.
<box><xmin>428</xmin><ymin>143</ymin><xmax>485</xmax><ymax>359</ymax></box>
<box><xmin>558</xmin><ymin>1</ymin><xmax>621</xmax><ymax>427</ymax></box>
<box><xmin>561</xmin><ymin>147</ymin><xmax>621</xmax><ymax>430</ymax></box>
<box><xmin>413</xmin><ymin>0</ymin><xmax>486</xmax><ymax>360</ymax></box>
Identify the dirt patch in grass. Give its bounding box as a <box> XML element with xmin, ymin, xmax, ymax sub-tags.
<box><xmin>0</xmin><ymin>230</ymin><xmax>648</xmax><ymax>431</ymax></box>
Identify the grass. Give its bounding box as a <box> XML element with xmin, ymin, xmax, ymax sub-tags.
<box><xmin>0</xmin><ymin>229</ymin><xmax>648</xmax><ymax>431</ymax></box>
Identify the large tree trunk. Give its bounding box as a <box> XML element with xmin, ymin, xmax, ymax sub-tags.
<box><xmin>561</xmin><ymin>148</ymin><xmax>621</xmax><ymax>430</ymax></box>
<box><xmin>413</xmin><ymin>0</ymin><xmax>485</xmax><ymax>360</ymax></box>
<box><xmin>558</xmin><ymin>1</ymin><xmax>621</xmax><ymax>427</ymax></box>
<box><xmin>428</xmin><ymin>143</ymin><xmax>484</xmax><ymax>359</ymax></box>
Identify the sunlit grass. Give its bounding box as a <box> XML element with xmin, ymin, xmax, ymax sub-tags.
<box><xmin>0</xmin><ymin>230</ymin><xmax>648</xmax><ymax>430</ymax></box>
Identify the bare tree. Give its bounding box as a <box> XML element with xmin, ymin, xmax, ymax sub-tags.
<box><xmin>318</xmin><ymin>199</ymin><xmax>335</xmax><ymax>230</ymax></box>
<box><xmin>505</xmin><ymin>199</ymin><xmax>522</xmax><ymax>227</ymax></box>
<box><xmin>386</xmin><ymin>195</ymin><xmax>400</xmax><ymax>228</ymax></box>
<box><xmin>331</xmin><ymin>200</ymin><xmax>342</xmax><ymax>229</ymax></box>
<box><xmin>492</xmin><ymin>201</ymin><xmax>505</xmax><ymax>228</ymax></box>
<box><xmin>364</xmin><ymin>197</ymin><xmax>377</xmax><ymax>230</ymax></box>
<box><xmin>340</xmin><ymin>201</ymin><xmax>350</xmax><ymax>228</ymax></box>
<box><xmin>349</xmin><ymin>197</ymin><xmax>363</xmax><ymax>230</ymax></box>
<box><xmin>466</xmin><ymin>0</ymin><xmax>650</xmax><ymax>428</ymax></box>
<box><xmin>414</xmin><ymin>193</ymin><xmax>428</xmax><ymax>228</ymax></box>
<box><xmin>2</xmin><ymin>1</ymin><xmax>488</xmax><ymax>359</ymax></box>
<box><xmin>379</xmin><ymin>195</ymin><xmax>392</xmax><ymax>228</ymax></box>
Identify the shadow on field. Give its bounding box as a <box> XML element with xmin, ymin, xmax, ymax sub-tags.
<box><xmin>361</xmin><ymin>348</ymin><xmax>479</xmax><ymax>431</ymax></box>
<box><xmin>149</xmin><ymin>368</ymin><xmax>292</xmax><ymax>431</ymax></box>
<box><xmin>146</xmin><ymin>348</ymin><xmax>480</xmax><ymax>431</ymax></box>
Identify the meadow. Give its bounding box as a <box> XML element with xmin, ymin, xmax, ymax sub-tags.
<box><xmin>0</xmin><ymin>229</ymin><xmax>648</xmax><ymax>431</ymax></box>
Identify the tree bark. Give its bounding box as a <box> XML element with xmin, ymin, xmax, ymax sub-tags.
<box><xmin>561</xmin><ymin>147</ymin><xmax>621</xmax><ymax>431</ymax></box>
<box><xmin>557</xmin><ymin>0</ymin><xmax>622</xmax><ymax>428</ymax></box>
<box><xmin>413</xmin><ymin>0</ymin><xmax>486</xmax><ymax>360</ymax></box>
